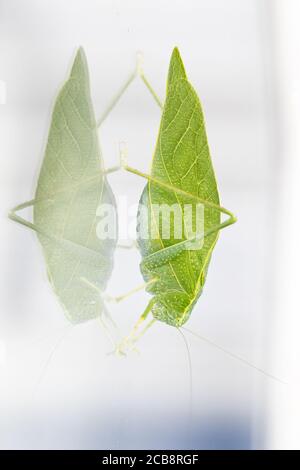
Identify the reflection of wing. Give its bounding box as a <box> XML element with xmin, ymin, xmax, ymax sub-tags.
<box><xmin>34</xmin><ymin>48</ymin><xmax>117</xmax><ymax>324</ymax></box>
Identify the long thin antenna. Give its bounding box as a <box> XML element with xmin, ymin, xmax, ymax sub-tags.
<box><xmin>177</xmin><ymin>327</ymin><xmax>193</xmax><ymax>447</ymax></box>
<box><xmin>33</xmin><ymin>324</ymin><xmax>73</xmax><ymax>397</ymax></box>
<box><xmin>182</xmin><ymin>327</ymin><xmax>287</xmax><ymax>385</ymax></box>
<box><xmin>178</xmin><ymin>328</ymin><xmax>193</xmax><ymax>407</ymax></box>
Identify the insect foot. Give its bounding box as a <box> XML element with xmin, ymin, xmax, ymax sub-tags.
<box><xmin>114</xmin><ymin>335</ymin><xmax>140</xmax><ymax>356</ymax></box>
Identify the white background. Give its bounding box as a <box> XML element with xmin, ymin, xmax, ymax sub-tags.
<box><xmin>0</xmin><ymin>0</ymin><xmax>299</xmax><ymax>449</ymax></box>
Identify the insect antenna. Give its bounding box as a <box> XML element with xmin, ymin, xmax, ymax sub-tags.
<box><xmin>177</xmin><ymin>328</ymin><xmax>193</xmax><ymax>446</ymax></box>
<box><xmin>182</xmin><ymin>327</ymin><xmax>287</xmax><ymax>385</ymax></box>
<box><xmin>33</xmin><ymin>324</ymin><xmax>73</xmax><ymax>397</ymax></box>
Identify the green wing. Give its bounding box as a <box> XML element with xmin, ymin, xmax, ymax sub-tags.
<box><xmin>137</xmin><ymin>48</ymin><xmax>220</xmax><ymax>326</ymax></box>
<box><xmin>33</xmin><ymin>48</ymin><xmax>117</xmax><ymax>324</ymax></box>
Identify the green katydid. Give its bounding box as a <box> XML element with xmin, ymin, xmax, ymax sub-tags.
<box><xmin>9</xmin><ymin>48</ymin><xmax>119</xmax><ymax>326</ymax></box>
<box><xmin>112</xmin><ymin>50</ymin><xmax>284</xmax><ymax>384</ymax></box>
<box><xmin>118</xmin><ymin>47</ymin><xmax>237</xmax><ymax>349</ymax></box>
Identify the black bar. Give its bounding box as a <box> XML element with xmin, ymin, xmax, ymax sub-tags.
<box><xmin>0</xmin><ymin>450</ymin><xmax>296</xmax><ymax>466</ymax></box>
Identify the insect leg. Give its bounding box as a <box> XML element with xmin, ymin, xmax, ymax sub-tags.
<box><xmin>119</xmin><ymin>152</ymin><xmax>236</xmax><ymax>269</ymax></box>
<box><xmin>123</xmin><ymin>163</ymin><xmax>236</xmax><ymax>224</ymax></box>
<box><xmin>79</xmin><ymin>276</ymin><xmax>120</xmax><ymax>348</ymax></box>
<box><xmin>96</xmin><ymin>50</ymin><xmax>163</xmax><ymax>128</ymax></box>
<box><xmin>81</xmin><ymin>274</ymin><xmax>156</xmax><ymax>304</ymax></box>
<box><xmin>8</xmin><ymin>198</ymin><xmax>49</xmax><ymax>233</ymax></box>
<box><xmin>139</xmin><ymin>73</ymin><xmax>163</xmax><ymax>109</ymax></box>
<box><xmin>104</xmin><ymin>278</ymin><xmax>157</xmax><ymax>303</ymax></box>
<box><xmin>115</xmin><ymin>298</ymin><xmax>156</xmax><ymax>355</ymax></box>
<box><xmin>140</xmin><ymin>219</ymin><xmax>231</xmax><ymax>270</ymax></box>
<box><xmin>97</xmin><ymin>49</ymin><xmax>158</xmax><ymax>128</ymax></box>
<box><xmin>116</xmin><ymin>240</ymin><xmax>138</xmax><ymax>250</ymax></box>
<box><xmin>9</xmin><ymin>200</ymin><xmax>113</xmax><ymax>274</ymax></box>
<box><xmin>97</xmin><ymin>71</ymin><xmax>137</xmax><ymax>128</ymax></box>
<box><xmin>8</xmin><ymin>162</ymin><xmax>120</xmax><ymax>233</ymax></box>
<box><xmin>135</xmin><ymin>52</ymin><xmax>163</xmax><ymax>109</ymax></box>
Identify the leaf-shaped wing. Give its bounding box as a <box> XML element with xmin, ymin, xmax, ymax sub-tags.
<box><xmin>34</xmin><ymin>48</ymin><xmax>117</xmax><ymax>324</ymax></box>
<box><xmin>137</xmin><ymin>48</ymin><xmax>220</xmax><ymax>326</ymax></box>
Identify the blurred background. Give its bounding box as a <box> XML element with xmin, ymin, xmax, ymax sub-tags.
<box><xmin>0</xmin><ymin>0</ymin><xmax>300</xmax><ymax>450</ymax></box>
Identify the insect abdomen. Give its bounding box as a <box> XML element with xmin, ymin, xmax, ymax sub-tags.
<box><xmin>150</xmin><ymin>289</ymin><xmax>198</xmax><ymax>327</ymax></box>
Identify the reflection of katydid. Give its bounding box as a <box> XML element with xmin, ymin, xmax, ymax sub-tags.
<box><xmin>9</xmin><ymin>48</ymin><xmax>120</xmax><ymax>329</ymax></box>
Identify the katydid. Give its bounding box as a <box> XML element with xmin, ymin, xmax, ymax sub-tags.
<box><xmin>119</xmin><ymin>47</ymin><xmax>236</xmax><ymax>348</ymax></box>
<box><xmin>114</xmin><ymin>50</ymin><xmax>283</xmax><ymax>384</ymax></box>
